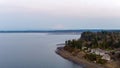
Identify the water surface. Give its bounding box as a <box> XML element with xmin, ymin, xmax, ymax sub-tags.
<box><xmin>0</xmin><ymin>33</ymin><xmax>82</xmax><ymax>68</ymax></box>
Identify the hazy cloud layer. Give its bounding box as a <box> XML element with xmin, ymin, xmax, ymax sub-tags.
<box><xmin>0</xmin><ymin>0</ymin><xmax>120</xmax><ymax>30</ymax></box>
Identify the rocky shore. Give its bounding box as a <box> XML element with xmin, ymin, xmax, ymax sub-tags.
<box><xmin>56</xmin><ymin>47</ymin><xmax>106</xmax><ymax>68</ymax></box>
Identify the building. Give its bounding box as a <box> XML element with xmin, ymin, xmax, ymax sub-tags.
<box><xmin>102</xmin><ymin>54</ymin><xmax>111</xmax><ymax>60</ymax></box>
<box><xmin>90</xmin><ymin>48</ymin><xmax>105</xmax><ymax>56</ymax></box>
<box><xmin>90</xmin><ymin>48</ymin><xmax>111</xmax><ymax>60</ymax></box>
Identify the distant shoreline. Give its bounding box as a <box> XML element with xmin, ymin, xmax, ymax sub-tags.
<box><xmin>56</xmin><ymin>47</ymin><xmax>105</xmax><ymax>68</ymax></box>
<box><xmin>0</xmin><ymin>29</ymin><xmax>120</xmax><ymax>33</ymax></box>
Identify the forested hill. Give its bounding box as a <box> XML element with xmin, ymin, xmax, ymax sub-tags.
<box><xmin>65</xmin><ymin>31</ymin><xmax>120</xmax><ymax>49</ymax></box>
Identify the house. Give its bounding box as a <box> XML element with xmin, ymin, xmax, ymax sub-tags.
<box><xmin>82</xmin><ymin>46</ymin><xmax>87</xmax><ymax>50</ymax></box>
<box><xmin>102</xmin><ymin>54</ymin><xmax>111</xmax><ymax>60</ymax></box>
<box><xmin>90</xmin><ymin>48</ymin><xmax>111</xmax><ymax>60</ymax></box>
<box><xmin>90</xmin><ymin>48</ymin><xmax>105</xmax><ymax>56</ymax></box>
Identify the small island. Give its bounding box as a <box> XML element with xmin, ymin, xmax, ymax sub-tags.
<box><xmin>56</xmin><ymin>31</ymin><xmax>120</xmax><ymax>68</ymax></box>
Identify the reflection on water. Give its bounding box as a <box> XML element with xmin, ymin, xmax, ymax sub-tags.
<box><xmin>0</xmin><ymin>33</ymin><xmax>82</xmax><ymax>68</ymax></box>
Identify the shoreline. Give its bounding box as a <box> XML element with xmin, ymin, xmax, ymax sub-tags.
<box><xmin>55</xmin><ymin>47</ymin><xmax>106</xmax><ymax>68</ymax></box>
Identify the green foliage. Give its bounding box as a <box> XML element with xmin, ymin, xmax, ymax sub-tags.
<box><xmin>97</xmin><ymin>59</ymin><xmax>107</xmax><ymax>64</ymax></box>
<box><xmin>65</xmin><ymin>31</ymin><xmax>120</xmax><ymax>50</ymax></box>
<box><xmin>84</xmin><ymin>53</ymin><xmax>107</xmax><ymax>64</ymax></box>
<box><xmin>65</xmin><ymin>39</ymin><xmax>82</xmax><ymax>49</ymax></box>
<box><xmin>84</xmin><ymin>53</ymin><xmax>98</xmax><ymax>61</ymax></box>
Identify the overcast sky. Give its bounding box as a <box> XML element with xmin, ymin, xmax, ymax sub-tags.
<box><xmin>0</xmin><ymin>0</ymin><xmax>120</xmax><ymax>30</ymax></box>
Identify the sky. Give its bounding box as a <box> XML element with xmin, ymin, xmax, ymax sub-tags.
<box><xmin>0</xmin><ymin>0</ymin><xmax>120</xmax><ymax>30</ymax></box>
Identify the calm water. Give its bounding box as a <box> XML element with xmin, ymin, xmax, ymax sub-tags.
<box><xmin>0</xmin><ymin>33</ymin><xmax>82</xmax><ymax>68</ymax></box>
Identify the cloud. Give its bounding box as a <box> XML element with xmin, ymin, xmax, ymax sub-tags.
<box><xmin>0</xmin><ymin>0</ymin><xmax>120</xmax><ymax>18</ymax></box>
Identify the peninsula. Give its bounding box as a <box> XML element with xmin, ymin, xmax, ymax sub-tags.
<box><xmin>56</xmin><ymin>31</ymin><xmax>120</xmax><ymax>68</ymax></box>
